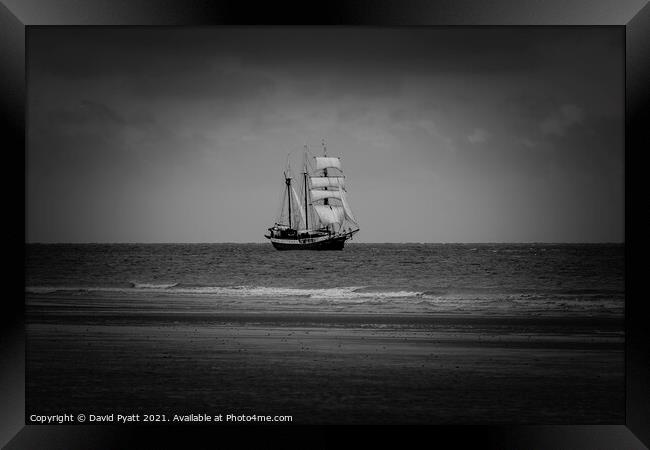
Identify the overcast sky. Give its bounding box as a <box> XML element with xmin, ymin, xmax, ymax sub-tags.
<box><xmin>27</xmin><ymin>27</ymin><xmax>624</xmax><ymax>243</ymax></box>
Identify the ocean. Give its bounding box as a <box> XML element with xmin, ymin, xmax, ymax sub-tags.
<box><xmin>25</xmin><ymin>243</ymin><xmax>625</xmax><ymax>424</ymax></box>
<box><xmin>26</xmin><ymin>243</ymin><xmax>624</xmax><ymax>317</ymax></box>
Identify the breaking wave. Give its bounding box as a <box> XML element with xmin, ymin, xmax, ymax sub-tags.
<box><xmin>130</xmin><ymin>282</ymin><xmax>179</xmax><ymax>289</ymax></box>
<box><xmin>26</xmin><ymin>284</ymin><xmax>425</xmax><ymax>299</ymax></box>
<box><xmin>25</xmin><ymin>284</ymin><xmax>623</xmax><ymax>316</ymax></box>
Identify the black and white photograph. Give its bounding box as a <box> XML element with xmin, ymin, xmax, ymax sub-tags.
<box><xmin>25</xmin><ymin>26</ymin><xmax>625</xmax><ymax>425</ymax></box>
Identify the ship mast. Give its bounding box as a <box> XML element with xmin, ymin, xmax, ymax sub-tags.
<box><xmin>285</xmin><ymin>174</ymin><xmax>292</xmax><ymax>229</ymax></box>
<box><xmin>322</xmin><ymin>139</ymin><xmax>329</xmax><ymax>232</ymax></box>
<box><xmin>303</xmin><ymin>145</ymin><xmax>309</xmax><ymax>231</ymax></box>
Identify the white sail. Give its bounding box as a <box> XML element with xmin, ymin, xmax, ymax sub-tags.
<box><xmin>313</xmin><ymin>204</ymin><xmax>345</xmax><ymax>225</ymax></box>
<box><xmin>310</xmin><ymin>176</ymin><xmax>345</xmax><ymax>189</ymax></box>
<box><xmin>290</xmin><ymin>185</ymin><xmax>306</xmax><ymax>227</ymax></box>
<box><xmin>339</xmin><ymin>189</ymin><xmax>357</xmax><ymax>223</ymax></box>
<box><xmin>314</xmin><ymin>157</ymin><xmax>342</xmax><ymax>171</ymax></box>
<box><xmin>310</xmin><ymin>189</ymin><xmax>342</xmax><ymax>202</ymax></box>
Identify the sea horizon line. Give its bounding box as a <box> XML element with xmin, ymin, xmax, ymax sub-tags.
<box><xmin>25</xmin><ymin>241</ymin><xmax>625</xmax><ymax>245</ymax></box>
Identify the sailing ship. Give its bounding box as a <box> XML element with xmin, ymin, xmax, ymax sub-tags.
<box><xmin>264</xmin><ymin>142</ymin><xmax>359</xmax><ymax>250</ymax></box>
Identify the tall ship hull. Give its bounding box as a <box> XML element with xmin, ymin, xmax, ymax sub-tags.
<box><xmin>269</xmin><ymin>229</ymin><xmax>358</xmax><ymax>250</ymax></box>
<box><xmin>265</xmin><ymin>142</ymin><xmax>359</xmax><ymax>251</ymax></box>
<box><xmin>270</xmin><ymin>235</ymin><xmax>347</xmax><ymax>251</ymax></box>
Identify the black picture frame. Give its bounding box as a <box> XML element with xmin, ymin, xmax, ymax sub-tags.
<box><xmin>2</xmin><ymin>1</ymin><xmax>648</xmax><ymax>448</ymax></box>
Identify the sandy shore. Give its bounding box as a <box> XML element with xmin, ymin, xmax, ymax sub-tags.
<box><xmin>26</xmin><ymin>295</ymin><xmax>624</xmax><ymax>424</ymax></box>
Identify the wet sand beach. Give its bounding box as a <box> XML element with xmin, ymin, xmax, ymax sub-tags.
<box><xmin>27</xmin><ymin>294</ymin><xmax>624</xmax><ymax>424</ymax></box>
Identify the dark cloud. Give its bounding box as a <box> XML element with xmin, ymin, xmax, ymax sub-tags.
<box><xmin>27</xmin><ymin>27</ymin><xmax>624</xmax><ymax>243</ymax></box>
